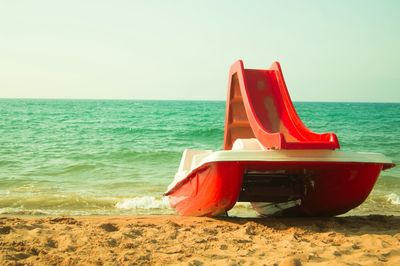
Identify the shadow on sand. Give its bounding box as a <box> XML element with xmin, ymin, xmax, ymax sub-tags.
<box><xmin>217</xmin><ymin>215</ymin><xmax>400</xmax><ymax>236</ymax></box>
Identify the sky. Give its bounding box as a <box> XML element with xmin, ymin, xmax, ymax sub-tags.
<box><xmin>0</xmin><ymin>1</ymin><xmax>399</xmax><ymax>102</ymax></box>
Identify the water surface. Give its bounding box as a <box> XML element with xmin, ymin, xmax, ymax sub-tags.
<box><xmin>0</xmin><ymin>99</ymin><xmax>398</xmax><ymax>216</ymax></box>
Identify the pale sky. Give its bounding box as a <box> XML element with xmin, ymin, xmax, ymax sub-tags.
<box><xmin>0</xmin><ymin>1</ymin><xmax>399</xmax><ymax>102</ymax></box>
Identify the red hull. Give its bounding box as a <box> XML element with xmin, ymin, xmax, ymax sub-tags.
<box><xmin>167</xmin><ymin>160</ymin><xmax>387</xmax><ymax>217</ymax></box>
<box><xmin>167</xmin><ymin>162</ymin><xmax>243</xmax><ymax>216</ymax></box>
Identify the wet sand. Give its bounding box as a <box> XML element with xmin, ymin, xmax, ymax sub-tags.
<box><xmin>1</xmin><ymin>215</ymin><xmax>399</xmax><ymax>265</ymax></box>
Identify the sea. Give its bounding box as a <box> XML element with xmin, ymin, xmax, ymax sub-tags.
<box><xmin>0</xmin><ymin>99</ymin><xmax>399</xmax><ymax>216</ymax></box>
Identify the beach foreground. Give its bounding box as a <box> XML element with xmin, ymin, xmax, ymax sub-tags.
<box><xmin>0</xmin><ymin>215</ymin><xmax>399</xmax><ymax>265</ymax></box>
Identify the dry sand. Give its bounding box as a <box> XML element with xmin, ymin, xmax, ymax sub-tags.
<box><xmin>0</xmin><ymin>215</ymin><xmax>399</xmax><ymax>266</ymax></box>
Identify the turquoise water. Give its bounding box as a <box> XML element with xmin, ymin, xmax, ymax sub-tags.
<box><xmin>0</xmin><ymin>99</ymin><xmax>399</xmax><ymax>216</ymax></box>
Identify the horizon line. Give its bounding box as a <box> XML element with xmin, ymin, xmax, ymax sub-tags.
<box><xmin>0</xmin><ymin>97</ymin><xmax>399</xmax><ymax>104</ymax></box>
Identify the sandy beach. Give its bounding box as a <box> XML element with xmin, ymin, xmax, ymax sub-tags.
<box><xmin>0</xmin><ymin>215</ymin><xmax>399</xmax><ymax>265</ymax></box>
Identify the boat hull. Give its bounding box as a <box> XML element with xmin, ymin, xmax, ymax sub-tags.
<box><xmin>167</xmin><ymin>162</ymin><xmax>243</xmax><ymax>216</ymax></box>
<box><xmin>166</xmin><ymin>160</ymin><xmax>388</xmax><ymax>217</ymax></box>
<box><xmin>240</xmin><ymin>161</ymin><xmax>384</xmax><ymax>216</ymax></box>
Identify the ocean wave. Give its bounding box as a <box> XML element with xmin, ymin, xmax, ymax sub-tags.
<box><xmin>115</xmin><ymin>196</ymin><xmax>170</xmax><ymax>210</ymax></box>
<box><xmin>107</xmin><ymin>150</ymin><xmax>181</xmax><ymax>161</ymax></box>
<box><xmin>0</xmin><ymin>195</ymin><xmax>173</xmax><ymax>215</ymax></box>
<box><xmin>178</xmin><ymin>127</ymin><xmax>223</xmax><ymax>139</ymax></box>
<box><xmin>386</xmin><ymin>193</ymin><xmax>400</xmax><ymax>205</ymax></box>
<box><xmin>61</xmin><ymin>163</ymin><xmax>100</xmax><ymax>174</ymax></box>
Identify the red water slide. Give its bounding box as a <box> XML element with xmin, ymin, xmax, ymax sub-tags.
<box><xmin>224</xmin><ymin>60</ymin><xmax>340</xmax><ymax>150</ymax></box>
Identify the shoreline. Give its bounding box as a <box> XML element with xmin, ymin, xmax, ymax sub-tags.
<box><xmin>1</xmin><ymin>215</ymin><xmax>399</xmax><ymax>265</ymax></box>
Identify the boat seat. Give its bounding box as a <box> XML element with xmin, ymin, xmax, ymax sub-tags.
<box><xmin>232</xmin><ymin>138</ymin><xmax>267</xmax><ymax>151</ymax></box>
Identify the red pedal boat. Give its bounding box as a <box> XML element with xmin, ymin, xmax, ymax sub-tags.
<box><xmin>165</xmin><ymin>60</ymin><xmax>395</xmax><ymax>217</ymax></box>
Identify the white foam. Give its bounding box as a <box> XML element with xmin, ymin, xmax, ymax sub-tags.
<box><xmin>386</xmin><ymin>193</ymin><xmax>400</xmax><ymax>205</ymax></box>
<box><xmin>115</xmin><ymin>196</ymin><xmax>170</xmax><ymax>210</ymax></box>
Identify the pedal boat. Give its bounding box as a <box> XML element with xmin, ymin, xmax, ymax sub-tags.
<box><xmin>164</xmin><ymin>60</ymin><xmax>395</xmax><ymax>217</ymax></box>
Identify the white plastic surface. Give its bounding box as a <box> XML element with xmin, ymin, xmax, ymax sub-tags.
<box><xmin>165</xmin><ymin>139</ymin><xmax>393</xmax><ymax>194</ymax></box>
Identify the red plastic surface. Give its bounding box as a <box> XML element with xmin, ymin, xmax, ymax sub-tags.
<box><xmin>224</xmin><ymin>60</ymin><xmax>340</xmax><ymax>150</ymax></box>
<box><xmin>238</xmin><ymin>161</ymin><xmax>383</xmax><ymax>216</ymax></box>
<box><xmin>166</xmin><ymin>160</ymin><xmax>389</xmax><ymax>217</ymax></box>
<box><xmin>166</xmin><ymin>162</ymin><xmax>243</xmax><ymax>216</ymax></box>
